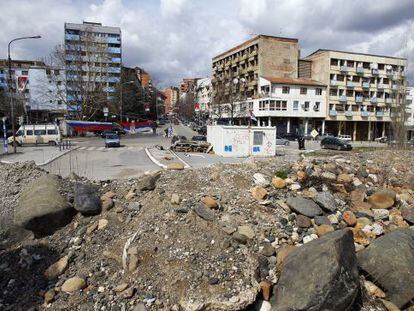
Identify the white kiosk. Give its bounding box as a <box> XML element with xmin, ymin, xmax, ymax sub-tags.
<box><xmin>207</xmin><ymin>125</ymin><xmax>276</xmax><ymax>157</ymax></box>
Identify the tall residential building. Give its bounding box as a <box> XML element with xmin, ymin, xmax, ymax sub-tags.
<box><xmin>195</xmin><ymin>78</ymin><xmax>211</xmax><ymax>114</ymax></box>
<box><xmin>212</xmin><ymin>35</ymin><xmax>299</xmax><ymax>104</ymax></box>
<box><xmin>180</xmin><ymin>78</ymin><xmax>198</xmax><ymax>93</ymax></box>
<box><xmin>305</xmin><ymin>49</ymin><xmax>407</xmax><ymax>140</ymax></box>
<box><xmin>64</xmin><ymin>21</ymin><xmax>121</xmax><ymax>111</ymax></box>
<box><xmin>405</xmin><ymin>86</ymin><xmax>414</xmax><ymax>138</ymax></box>
<box><xmin>164</xmin><ymin>87</ymin><xmax>179</xmax><ymax>114</ymax></box>
<box><xmin>0</xmin><ymin>60</ymin><xmax>66</xmax><ymax>122</ymax></box>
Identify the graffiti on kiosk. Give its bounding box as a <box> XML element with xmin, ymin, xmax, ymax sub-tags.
<box><xmin>224</xmin><ymin>145</ymin><xmax>233</xmax><ymax>152</ymax></box>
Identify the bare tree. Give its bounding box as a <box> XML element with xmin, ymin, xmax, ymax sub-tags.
<box><xmin>43</xmin><ymin>26</ymin><xmax>114</xmax><ymax>120</ymax></box>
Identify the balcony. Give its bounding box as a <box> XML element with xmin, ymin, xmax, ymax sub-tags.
<box><xmin>372</xmin><ymin>69</ymin><xmax>379</xmax><ymax>75</ymax></box>
<box><xmin>347</xmin><ymin>81</ymin><xmax>358</xmax><ymax>88</ymax></box>
<box><xmin>330</xmin><ymin>80</ymin><xmax>338</xmax><ymax>87</ymax></box>
<box><xmin>361</xmin><ymin>111</ymin><xmax>369</xmax><ymax>118</ymax></box>
<box><xmin>362</xmin><ymin>82</ymin><xmax>370</xmax><ymax>89</ymax></box>
<box><xmin>65</xmin><ymin>33</ymin><xmax>80</xmax><ymax>41</ymax></box>
<box><xmin>104</xmin><ymin>87</ymin><xmax>115</xmax><ymax>93</ymax></box>
<box><xmin>376</xmin><ymin>111</ymin><xmax>384</xmax><ymax>118</ymax></box>
<box><xmin>107</xmin><ymin>67</ymin><xmax>121</xmax><ymax>73</ymax></box>
<box><xmin>356</xmin><ymin>67</ymin><xmax>364</xmax><ymax>74</ymax></box>
<box><xmin>407</xmin><ymin>94</ymin><xmax>413</xmax><ymax>100</ymax></box>
<box><xmin>329</xmin><ymin>110</ymin><xmax>337</xmax><ymax>116</ymax></box>
<box><xmin>105</xmin><ymin>76</ymin><xmax>120</xmax><ymax>83</ymax></box>
<box><xmin>0</xmin><ymin>73</ymin><xmax>6</xmax><ymax>79</ymax></box>
<box><xmin>377</xmin><ymin>83</ymin><xmax>386</xmax><ymax>89</ymax></box>
<box><xmin>355</xmin><ymin>96</ymin><xmax>363</xmax><ymax>103</ymax></box>
<box><xmin>392</xmin><ymin>84</ymin><xmax>399</xmax><ymax>90</ymax></box>
<box><xmin>386</xmin><ymin>70</ymin><xmax>394</xmax><ymax>77</ymax></box>
<box><xmin>345</xmin><ymin>111</ymin><xmax>354</xmax><ymax>117</ymax></box>
<box><xmin>340</xmin><ymin>66</ymin><xmax>348</xmax><ymax>73</ymax></box>
<box><xmin>339</xmin><ymin>95</ymin><xmax>347</xmax><ymax>102</ymax></box>
<box><xmin>110</xmin><ymin>57</ymin><xmax>121</xmax><ymax>63</ymax></box>
<box><xmin>107</xmin><ymin>47</ymin><xmax>121</xmax><ymax>54</ymax></box>
<box><xmin>385</xmin><ymin>98</ymin><xmax>393</xmax><ymax>104</ymax></box>
<box><xmin>371</xmin><ymin>97</ymin><xmax>378</xmax><ymax>104</ymax></box>
<box><xmin>107</xmin><ymin>37</ymin><xmax>121</xmax><ymax>44</ymax></box>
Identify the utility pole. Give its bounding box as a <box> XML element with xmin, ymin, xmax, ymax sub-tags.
<box><xmin>8</xmin><ymin>35</ymin><xmax>41</xmax><ymax>153</ymax></box>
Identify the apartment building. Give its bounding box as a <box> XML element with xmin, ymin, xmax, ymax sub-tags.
<box><xmin>305</xmin><ymin>49</ymin><xmax>407</xmax><ymax>140</ymax></box>
<box><xmin>195</xmin><ymin>78</ymin><xmax>211</xmax><ymax>114</ymax></box>
<box><xmin>212</xmin><ymin>35</ymin><xmax>299</xmax><ymax>104</ymax></box>
<box><xmin>64</xmin><ymin>21</ymin><xmax>121</xmax><ymax>108</ymax></box>
<box><xmin>0</xmin><ymin>60</ymin><xmax>66</xmax><ymax>122</ymax></box>
<box><xmin>180</xmin><ymin>78</ymin><xmax>198</xmax><ymax>93</ymax></box>
<box><xmin>405</xmin><ymin>86</ymin><xmax>414</xmax><ymax>138</ymax></box>
<box><xmin>163</xmin><ymin>87</ymin><xmax>179</xmax><ymax>114</ymax></box>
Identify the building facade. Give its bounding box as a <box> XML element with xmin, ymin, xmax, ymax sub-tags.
<box><xmin>195</xmin><ymin>78</ymin><xmax>211</xmax><ymax>114</ymax></box>
<box><xmin>163</xmin><ymin>86</ymin><xmax>179</xmax><ymax>114</ymax></box>
<box><xmin>0</xmin><ymin>60</ymin><xmax>66</xmax><ymax>122</ymax></box>
<box><xmin>405</xmin><ymin>86</ymin><xmax>414</xmax><ymax>138</ymax></box>
<box><xmin>212</xmin><ymin>35</ymin><xmax>299</xmax><ymax>104</ymax></box>
<box><xmin>180</xmin><ymin>78</ymin><xmax>198</xmax><ymax>93</ymax></box>
<box><xmin>64</xmin><ymin>21</ymin><xmax>121</xmax><ymax>111</ymax></box>
<box><xmin>305</xmin><ymin>49</ymin><xmax>407</xmax><ymax>140</ymax></box>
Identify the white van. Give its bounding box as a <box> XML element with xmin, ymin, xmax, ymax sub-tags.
<box><xmin>8</xmin><ymin>124</ymin><xmax>61</xmax><ymax>146</ymax></box>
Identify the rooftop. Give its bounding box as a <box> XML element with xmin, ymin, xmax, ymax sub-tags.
<box><xmin>305</xmin><ymin>49</ymin><xmax>406</xmax><ymax>61</ymax></box>
<box><xmin>262</xmin><ymin>76</ymin><xmax>326</xmax><ymax>87</ymax></box>
<box><xmin>213</xmin><ymin>34</ymin><xmax>298</xmax><ymax>61</ymax></box>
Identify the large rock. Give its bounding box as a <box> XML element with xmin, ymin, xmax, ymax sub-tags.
<box><xmin>61</xmin><ymin>277</ymin><xmax>87</xmax><ymax>292</ymax></box>
<box><xmin>357</xmin><ymin>228</ymin><xmax>414</xmax><ymax>308</ymax></box>
<box><xmin>74</xmin><ymin>183</ymin><xmax>101</xmax><ymax>215</ymax></box>
<box><xmin>166</xmin><ymin>162</ymin><xmax>184</xmax><ymax>170</ymax></box>
<box><xmin>14</xmin><ymin>175</ymin><xmax>74</xmax><ymax>236</ymax></box>
<box><xmin>314</xmin><ymin>191</ymin><xmax>337</xmax><ymax>212</ymax></box>
<box><xmin>193</xmin><ymin>203</ymin><xmax>215</xmax><ymax>221</ymax></box>
<box><xmin>273</xmin><ymin>229</ymin><xmax>359</xmax><ymax>311</ymax></box>
<box><xmin>286</xmin><ymin>196</ymin><xmax>323</xmax><ymax>217</ymax></box>
<box><xmin>138</xmin><ymin>173</ymin><xmax>161</xmax><ymax>191</ymax></box>
<box><xmin>367</xmin><ymin>189</ymin><xmax>395</xmax><ymax>209</ymax></box>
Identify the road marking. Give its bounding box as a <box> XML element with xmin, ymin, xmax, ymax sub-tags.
<box><xmin>78</xmin><ymin>146</ymin><xmax>87</xmax><ymax>150</ymax></box>
<box><xmin>87</xmin><ymin>147</ymin><xmax>96</xmax><ymax>151</ymax></box>
<box><xmin>97</xmin><ymin>147</ymin><xmax>105</xmax><ymax>151</ymax></box>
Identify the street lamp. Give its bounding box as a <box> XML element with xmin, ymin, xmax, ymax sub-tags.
<box><xmin>8</xmin><ymin>35</ymin><xmax>41</xmax><ymax>153</ymax></box>
<box><xmin>119</xmin><ymin>80</ymin><xmax>134</xmax><ymax>123</ymax></box>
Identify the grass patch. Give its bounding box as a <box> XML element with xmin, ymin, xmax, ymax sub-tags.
<box><xmin>274</xmin><ymin>170</ymin><xmax>289</xmax><ymax>179</ymax></box>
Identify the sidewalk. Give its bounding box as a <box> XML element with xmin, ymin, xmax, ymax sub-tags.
<box><xmin>0</xmin><ymin>145</ymin><xmax>77</xmax><ymax>166</ymax></box>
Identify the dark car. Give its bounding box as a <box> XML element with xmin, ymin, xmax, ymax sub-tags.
<box><xmin>320</xmin><ymin>137</ymin><xmax>352</xmax><ymax>151</ymax></box>
<box><xmin>198</xmin><ymin>126</ymin><xmax>207</xmax><ymax>135</ymax></box>
<box><xmin>279</xmin><ymin>132</ymin><xmax>300</xmax><ymax>141</ymax></box>
<box><xmin>192</xmin><ymin>135</ymin><xmax>207</xmax><ymax>142</ymax></box>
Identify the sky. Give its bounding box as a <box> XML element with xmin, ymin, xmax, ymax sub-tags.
<box><xmin>0</xmin><ymin>0</ymin><xmax>413</xmax><ymax>88</ymax></box>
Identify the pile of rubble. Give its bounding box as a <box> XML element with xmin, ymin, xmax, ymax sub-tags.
<box><xmin>1</xmin><ymin>149</ymin><xmax>414</xmax><ymax>310</ymax></box>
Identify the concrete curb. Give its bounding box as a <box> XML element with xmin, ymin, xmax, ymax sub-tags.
<box><xmin>145</xmin><ymin>147</ymin><xmax>167</xmax><ymax>169</ymax></box>
<box><xmin>169</xmin><ymin>150</ymin><xmax>191</xmax><ymax>168</ymax></box>
<box><xmin>0</xmin><ymin>146</ymin><xmax>79</xmax><ymax>166</ymax></box>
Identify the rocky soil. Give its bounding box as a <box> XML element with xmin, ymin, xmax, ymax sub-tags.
<box><xmin>1</xmin><ymin>149</ymin><xmax>414</xmax><ymax>310</ymax></box>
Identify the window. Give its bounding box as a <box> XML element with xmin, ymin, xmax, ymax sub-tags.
<box><xmin>253</xmin><ymin>131</ymin><xmax>264</xmax><ymax>145</ymax></box>
<box><xmin>330</xmin><ymin>89</ymin><xmax>338</xmax><ymax>96</ymax></box>
<box><xmin>26</xmin><ymin>130</ymin><xmax>33</xmax><ymax>136</ymax></box>
<box><xmin>300</xmin><ymin>87</ymin><xmax>307</xmax><ymax>95</ymax></box>
<box><xmin>269</xmin><ymin>100</ymin><xmax>275</xmax><ymax>111</ymax></box>
<box><xmin>293</xmin><ymin>100</ymin><xmax>299</xmax><ymax>111</ymax></box>
<box><xmin>47</xmin><ymin>129</ymin><xmax>58</xmax><ymax>135</ymax></box>
<box><xmin>22</xmin><ymin>70</ymin><xmax>28</xmax><ymax>75</ymax></box>
<box><xmin>330</xmin><ymin>59</ymin><xmax>338</xmax><ymax>66</ymax></box>
<box><xmin>303</xmin><ymin>101</ymin><xmax>310</xmax><ymax>111</ymax></box>
<box><xmin>46</xmin><ymin>69</ymin><xmax>51</xmax><ymax>75</ymax></box>
<box><xmin>282</xmin><ymin>86</ymin><xmax>290</xmax><ymax>94</ymax></box>
<box><xmin>34</xmin><ymin>130</ymin><xmax>46</xmax><ymax>135</ymax></box>
<box><xmin>54</xmin><ymin>70</ymin><xmax>60</xmax><ymax>75</ymax></box>
<box><xmin>315</xmin><ymin>88</ymin><xmax>322</xmax><ymax>95</ymax></box>
<box><xmin>337</xmin><ymin>75</ymin><xmax>345</xmax><ymax>81</ymax></box>
<box><xmin>314</xmin><ymin>102</ymin><xmax>320</xmax><ymax>111</ymax></box>
<box><xmin>259</xmin><ymin>100</ymin><xmax>267</xmax><ymax>111</ymax></box>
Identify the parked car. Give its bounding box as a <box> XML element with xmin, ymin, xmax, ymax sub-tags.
<box><xmin>276</xmin><ymin>136</ymin><xmax>290</xmax><ymax>146</ymax></box>
<box><xmin>8</xmin><ymin>124</ymin><xmax>61</xmax><ymax>146</ymax></box>
<box><xmin>198</xmin><ymin>126</ymin><xmax>207</xmax><ymax>135</ymax></box>
<box><xmin>192</xmin><ymin>135</ymin><xmax>207</xmax><ymax>142</ymax></box>
<box><xmin>279</xmin><ymin>132</ymin><xmax>300</xmax><ymax>141</ymax></box>
<box><xmin>105</xmin><ymin>133</ymin><xmax>120</xmax><ymax>148</ymax></box>
<box><xmin>337</xmin><ymin>134</ymin><xmax>352</xmax><ymax>142</ymax></box>
<box><xmin>321</xmin><ymin>137</ymin><xmax>352</xmax><ymax>151</ymax></box>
